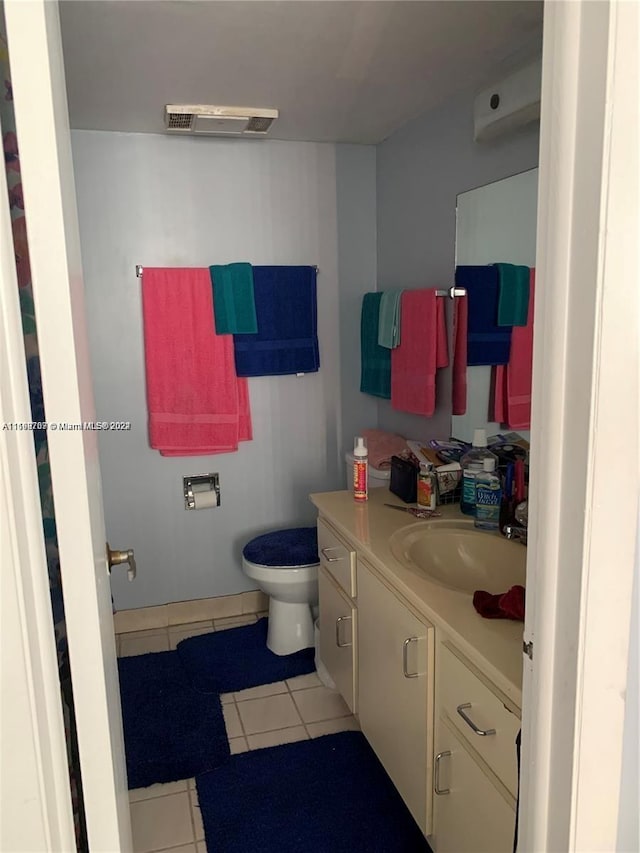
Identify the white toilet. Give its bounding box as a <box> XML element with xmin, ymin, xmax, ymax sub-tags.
<box><xmin>242</xmin><ymin>527</ymin><xmax>319</xmax><ymax>656</ymax></box>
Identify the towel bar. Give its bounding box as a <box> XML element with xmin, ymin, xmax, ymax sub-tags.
<box><xmin>135</xmin><ymin>266</ymin><xmax>466</xmax><ymax>298</ymax></box>
<box><xmin>135</xmin><ymin>264</ymin><xmax>320</xmax><ymax>277</ymax></box>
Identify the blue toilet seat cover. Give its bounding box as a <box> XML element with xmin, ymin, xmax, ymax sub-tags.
<box><xmin>243</xmin><ymin>527</ymin><xmax>319</xmax><ymax>568</ymax></box>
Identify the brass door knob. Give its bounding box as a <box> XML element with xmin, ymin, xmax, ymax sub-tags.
<box><xmin>106</xmin><ymin>543</ymin><xmax>137</xmax><ymax>581</ymax></box>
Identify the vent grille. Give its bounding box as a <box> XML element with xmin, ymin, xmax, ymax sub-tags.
<box><xmin>166</xmin><ymin>112</ymin><xmax>193</xmax><ymax>130</ymax></box>
<box><xmin>246</xmin><ymin>116</ymin><xmax>274</xmax><ymax>133</ymax></box>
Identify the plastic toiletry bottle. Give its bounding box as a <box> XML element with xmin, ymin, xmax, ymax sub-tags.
<box><xmin>417</xmin><ymin>463</ymin><xmax>437</xmax><ymax>511</ymax></box>
<box><xmin>459</xmin><ymin>429</ymin><xmax>498</xmax><ymax>516</ymax></box>
<box><xmin>353</xmin><ymin>437</ymin><xmax>368</xmax><ymax>502</ymax></box>
<box><xmin>475</xmin><ymin>458</ymin><xmax>502</xmax><ymax>530</ymax></box>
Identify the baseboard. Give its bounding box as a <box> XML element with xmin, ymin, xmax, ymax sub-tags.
<box><xmin>112</xmin><ymin>590</ymin><xmax>269</xmax><ymax>635</ymax></box>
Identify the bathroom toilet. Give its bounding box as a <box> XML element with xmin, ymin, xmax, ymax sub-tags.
<box><xmin>242</xmin><ymin>527</ymin><xmax>319</xmax><ymax>656</ymax></box>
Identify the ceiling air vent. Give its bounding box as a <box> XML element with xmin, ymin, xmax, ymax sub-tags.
<box><xmin>164</xmin><ymin>105</ymin><xmax>278</xmax><ymax>137</ymax></box>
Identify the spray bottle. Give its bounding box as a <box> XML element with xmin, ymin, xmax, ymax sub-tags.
<box><xmin>353</xmin><ymin>437</ymin><xmax>368</xmax><ymax>502</ymax></box>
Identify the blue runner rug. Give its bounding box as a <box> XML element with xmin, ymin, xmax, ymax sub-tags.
<box><xmin>196</xmin><ymin>731</ymin><xmax>432</xmax><ymax>852</ymax></box>
<box><xmin>177</xmin><ymin>617</ymin><xmax>315</xmax><ymax>694</ymax></box>
<box><xmin>118</xmin><ymin>651</ymin><xmax>229</xmax><ymax>790</ymax></box>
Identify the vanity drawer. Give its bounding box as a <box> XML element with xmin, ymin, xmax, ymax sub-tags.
<box><xmin>317</xmin><ymin>518</ymin><xmax>356</xmax><ymax>598</ymax></box>
<box><xmin>439</xmin><ymin>644</ymin><xmax>520</xmax><ymax>797</ymax></box>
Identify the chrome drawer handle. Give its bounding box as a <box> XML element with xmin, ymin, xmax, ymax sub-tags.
<box><xmin>402</xmin><ymin>637</ymin><xmax>419</xmax><ymax>678</ymax></box>
<box><xmin>335</xmin><ymin>615</ymin><xmax>352</xmax><ymax>648</ymax></box>
<box><xmin>456</xmin><ymin>703</ymin><xmax>496</xmax><ymax>736</ymax></box>
<box><xmin>434</xmin><ymin>750</ymin><xmax>451</xmax><ymax>795</ymax></box>
<box><xmin>321</xmin><ymin>547</ymin><xmax>343</xmax><ymax>563</ymax></box>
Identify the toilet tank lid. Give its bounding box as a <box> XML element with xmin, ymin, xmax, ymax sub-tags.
<box><xmin>243</xmin><ymin>526</ymin><xmax>319</xmax><ymax>567</ymax></box>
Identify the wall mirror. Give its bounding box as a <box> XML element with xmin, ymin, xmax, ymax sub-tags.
<box><xmin>451</xmin><ymin>167</ymin><xmax>539</xmax><ymax>443</ymax></box>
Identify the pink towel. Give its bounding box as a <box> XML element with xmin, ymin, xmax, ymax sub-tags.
<box><xmin>493</xmin><ymin>269</ymin><xmax>535</xmax><ymax>428</ymax></box>
<box><xmin>360</xmin><ymin>429</ymin><xmax>407</xmax><ymax>470</ymax></box>
<box><xmin>142</xmin><ymin>268</ymin><xmax>252</xmax><ymax>455</ymax></box>
<box><xmin>452</xmin><ymin>294</ymin><xmax>468</xmax><ymax>416</ymax></box>
<box><xmin>391</xmin><ymin>290</ymin><xmax>448</xmax><ymax>417</ymax></box>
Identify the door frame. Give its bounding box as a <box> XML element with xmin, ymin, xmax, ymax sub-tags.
<box><xmin>519</xmin><ymin>1</ymin><xmax>638</xmax><ymax>850</ymax></box>
<box><xmin>3</xmin><ymin>0</ymin><xmax>132</xmax><ymax>849</ymax></box>
<box><xmin>2</xmin><ymin>0</ymin><xmax>637</xmax><ymax>849</ymax></box>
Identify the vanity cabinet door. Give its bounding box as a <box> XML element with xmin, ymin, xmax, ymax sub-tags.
<box><xmin>318</xmin><ymin>566</ymin><xmax>357</xmax><ymax>712</ymax></box>
<box><xmin>357</xmin><ymin>560</ymin><xmax>434</xmax><ymax>836</ymax></box>
<box><xmin>431</xmin><ymin>720</ymin><xmax>515</xmax><ymax>853</ymax></box>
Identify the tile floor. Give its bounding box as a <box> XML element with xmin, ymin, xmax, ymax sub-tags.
<box><xmin>119</xmin><ymin>613</ymin><xmax>360</xmax><ymax>852</ymax></box>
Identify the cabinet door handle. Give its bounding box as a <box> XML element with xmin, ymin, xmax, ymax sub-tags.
<box><xmin>434</xmin><ymin>750</ymin><xmax>451</xmax><ymax>795</ymax></box>
<box><xmin>402</xmin><ymin>637</ymin><xmax>420</xmax><ymax>678</ymax></box>
<box><xmin>321</xmin><ymin>547</ymin><xmax>343</xmax><ymax>563</ymax></box>
<box><xmin>456</xmin><ymin>703</ymin><xmax>496</xmax><ymax>736</ymax></box>
<box><xmin>335</xmin><ymin>615</ymin><xmax>352</xmax><ymax>648</ymax></box>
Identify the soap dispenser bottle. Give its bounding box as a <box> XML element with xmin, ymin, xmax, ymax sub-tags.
<box><xmin>459</xmin><ymin>429</ymin><xmax>498</xmax><ymax>516</ymax></box>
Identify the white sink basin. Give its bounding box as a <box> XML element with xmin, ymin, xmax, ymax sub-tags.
<box><xmin>389</xmin><ymin>520</ymin><xmax>526</xmax><ymax>595</ymax></box>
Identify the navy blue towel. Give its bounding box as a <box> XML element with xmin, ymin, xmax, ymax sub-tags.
<box><xmin>233</xmin><ymin>266</ymin><xmax>319</xmax><ymax>376</ymax></box>
<box><xmin>177</xmin><ymin>618</ymin><xmax>315</xmax><ymax>694</ymax></box>
<box><xmin>455</xmin><ymin>265</ymin><xmax>513</xmax><ymax>365</ymax></box>
<box><xmin>243</xmin><ymin>526</ymin><xmax>319</xmax><ymax>567</ymax></box>
<box><xmin>196</xmin><ymin>731</ymin><xmax>432</xmax><ymax>852</ymax></box>
<box><xmin>118</xmin><ymin>651</ymin><xmax>229</xmax><ymax>790</ymax></box>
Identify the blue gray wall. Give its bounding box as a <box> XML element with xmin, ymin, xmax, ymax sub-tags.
<box><xmin>72</xmin><ymin>131</ymin><xmax>376</xmax><ymax>609</ymax></box>
<box><xmin>376</xmin><ymin>84</ymin><xmax>540</xmax><ymax>441</ymax></box>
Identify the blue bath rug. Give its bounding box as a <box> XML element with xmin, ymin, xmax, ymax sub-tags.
<box><xmin>196</xmin><ymin>731</ymin><xmax>432</xmax><ymax>852</ymax></box>
<box><xmin>118</xmin><ymin>651</ymin><xmax>229</xmax><ymax>790</ymax></box>
<box><xmin>177</xmin><ymin>617</ymin><xmax>315</xmax><ymax>694</ymax></box>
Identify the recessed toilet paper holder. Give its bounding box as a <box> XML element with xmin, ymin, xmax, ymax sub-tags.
<box><xmin>184</xmin><ymin>473</ymin><xmax>220</xmax><ymax>510</ymax></box>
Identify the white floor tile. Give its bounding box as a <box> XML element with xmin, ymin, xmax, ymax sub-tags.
<box><xmin>229</xmin><ymin>736</ymin><xmax>249</xmax><ymax>754</ymax></box>
<box><xmin>119</xmin><ymin>629</ymin><xmax>170</xmax><ymax>658</ymax></box>
<box><xmin>222</xmin><ymin>703</ymin><xmax>243</xmax><ymax>738</ymax></box>
<box><xmin>306</xmin><ymin>716</ymin><xmax>361</xmax><ymax>738</ymax></box>
<box><xmin>196</xmin><ymin>841</ymin><xmax>207</xmax><ymax>853</ymax></box>
<box><xmin>247</xmin><ymin>725</ymin><xmax>309</xmax><ymax>750</ymax></box>
<box><xmin>291</xmin><ymin>685</ymin><xmax>351</xmax><ymax>724</ymax></box>
<box><xmin>129</xmin><ymin>779</ymin><xmax>188</xmax><ymax>803</ymax></box>
<box><xmin>286</xmin><ymin>672</ymin><xmax>321</xmax><ymax>691</ymax></box>
<box><xmin>219</xmin><ymin>692</ymin><xmax>234</xmax><ymax>705</ymax></box>
<box><xmin>130</xmin><ymin>792</ymin><xmax>194</xmax><ymax>852</ymax></box>
<box><xmin>155</xmin><ymin>845</ymin><xmax>197</xmax><ymax>853</ymax></box>
<box><xmin>234</xmin><ymin>681</ymin><xmax>287</xmax><ymax>702</ymax></box>
<box><xmin>189</xmin><ymin>790</ymin><xmax>205</xmax><ymax>842</ymax></box>
<box><xmin>236</xmin><ymin>693</ymin><xmax>302</xmax><ymax>735</ymax></box>
<box><xmin>168</xmin><ymin>623</ymin><xmax>214</xmax><ymax>649</ymax></box>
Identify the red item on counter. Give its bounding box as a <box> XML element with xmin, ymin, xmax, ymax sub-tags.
<box><xmin>472</xmin><ymin>585</ymin><xmax>526</xmax><ymax>621</ymax></box>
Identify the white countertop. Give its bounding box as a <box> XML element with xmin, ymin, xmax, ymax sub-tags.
<box><xmin>310</xmin><ymin>487</ymin><xmax>524</xmax><ymax>710</ymax></box>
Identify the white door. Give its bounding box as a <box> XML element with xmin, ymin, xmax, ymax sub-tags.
<box><xmin>3</xmin><ymin>1</ymin><xmax>132</xmax><ymax>849</ymax></box>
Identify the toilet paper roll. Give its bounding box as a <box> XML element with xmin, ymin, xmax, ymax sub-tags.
<box><xmin>192</xmin><ymin>489</ymin><xmax>219</xmax><ymax>510</ymax></box>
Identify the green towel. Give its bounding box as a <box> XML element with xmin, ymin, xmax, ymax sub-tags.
<box><xmin>377</xmin><ymin>289</ymin><xmax>404</xmax><ymax>348</ymax></box>
<box><xmin>360</xmin><ymin>292</ymin><xmax>391</xmax><ymax>398</ymax></box>
<box><xmin>495</xmin><ymin>263</ymin><xmax>530</xmax><ymax>327</ymax></box>
<box><xmin>209</xmin><ymin>263</ymin><xmax>258</xmax><ymax>334</ymax></box>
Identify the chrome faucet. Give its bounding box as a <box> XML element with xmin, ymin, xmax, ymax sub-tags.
<box><xmin>503</xmin><ymin>524</ymin><xmax>527</xmax><ymax>546</ymax></box>
<box><xmin>503</xmin><ymin>500</ymin><xmax>528</xmax><ymax>545</ymax></box>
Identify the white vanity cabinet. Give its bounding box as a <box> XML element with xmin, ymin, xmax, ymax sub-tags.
<box><xmin>317</xmin><ymin>519</ymin><xmax>357</xmax><ymax>712</ymax></box>
<box><xmin>313</xmin><ymin>495</ymin><xmax>522</xmax><ymax>851</ymax></box>
<box><xmin>357</xmin><ymin>559</ymin><xmax>435</xmax><ymax>836</ymax></box>
<box><xmin>430</xmin><ymin>643</ymin><xmax>518</xmax><ymax>853</ymax></box>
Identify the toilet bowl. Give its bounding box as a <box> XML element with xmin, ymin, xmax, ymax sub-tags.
<box><xmin>242</xmin><ymin>527</ymin><xmax>319</xmax><ymax>656</ymax></box>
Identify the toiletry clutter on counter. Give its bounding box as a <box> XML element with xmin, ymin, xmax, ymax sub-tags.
<box><xmin>387</xmin><ymin>430</ymin><xmax>529</xmax><ymax>521</ymax></box>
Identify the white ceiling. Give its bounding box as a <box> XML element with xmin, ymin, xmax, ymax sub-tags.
<box><xmin>59</xmin><ymin>0</ymin><xmax>543</xmax><ymax>145</ymax></box>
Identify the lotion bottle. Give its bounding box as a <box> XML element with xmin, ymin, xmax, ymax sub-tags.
<box><xmin>353</xmin><ymin>437</ymin><xmax>368</xmax><ymax>502</ymax></box>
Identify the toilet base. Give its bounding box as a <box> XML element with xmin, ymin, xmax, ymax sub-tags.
<box><xmin>267</xmin><ymin>598</ymin><xmax>314</xmax><ymax>656</ymax></box>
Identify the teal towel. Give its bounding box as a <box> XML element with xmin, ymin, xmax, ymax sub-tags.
<box><xmin>495</xmin><ymin>263</ymin><xmax>530</xmax><ymax>327</ymax></box>
<box><xmin>209</xmin><ymin>264</ymin><xmax>258</xmax><ymax>334</ymax></box>
<box><xmin>360</xmin><ymin>293</ymin><xmax>391</xmax><ymax>399</ymax></box>
<box><xmin>377</xmin><ymin>290</ymin><xmax>404</xmax><ymax>348</ymax></box>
